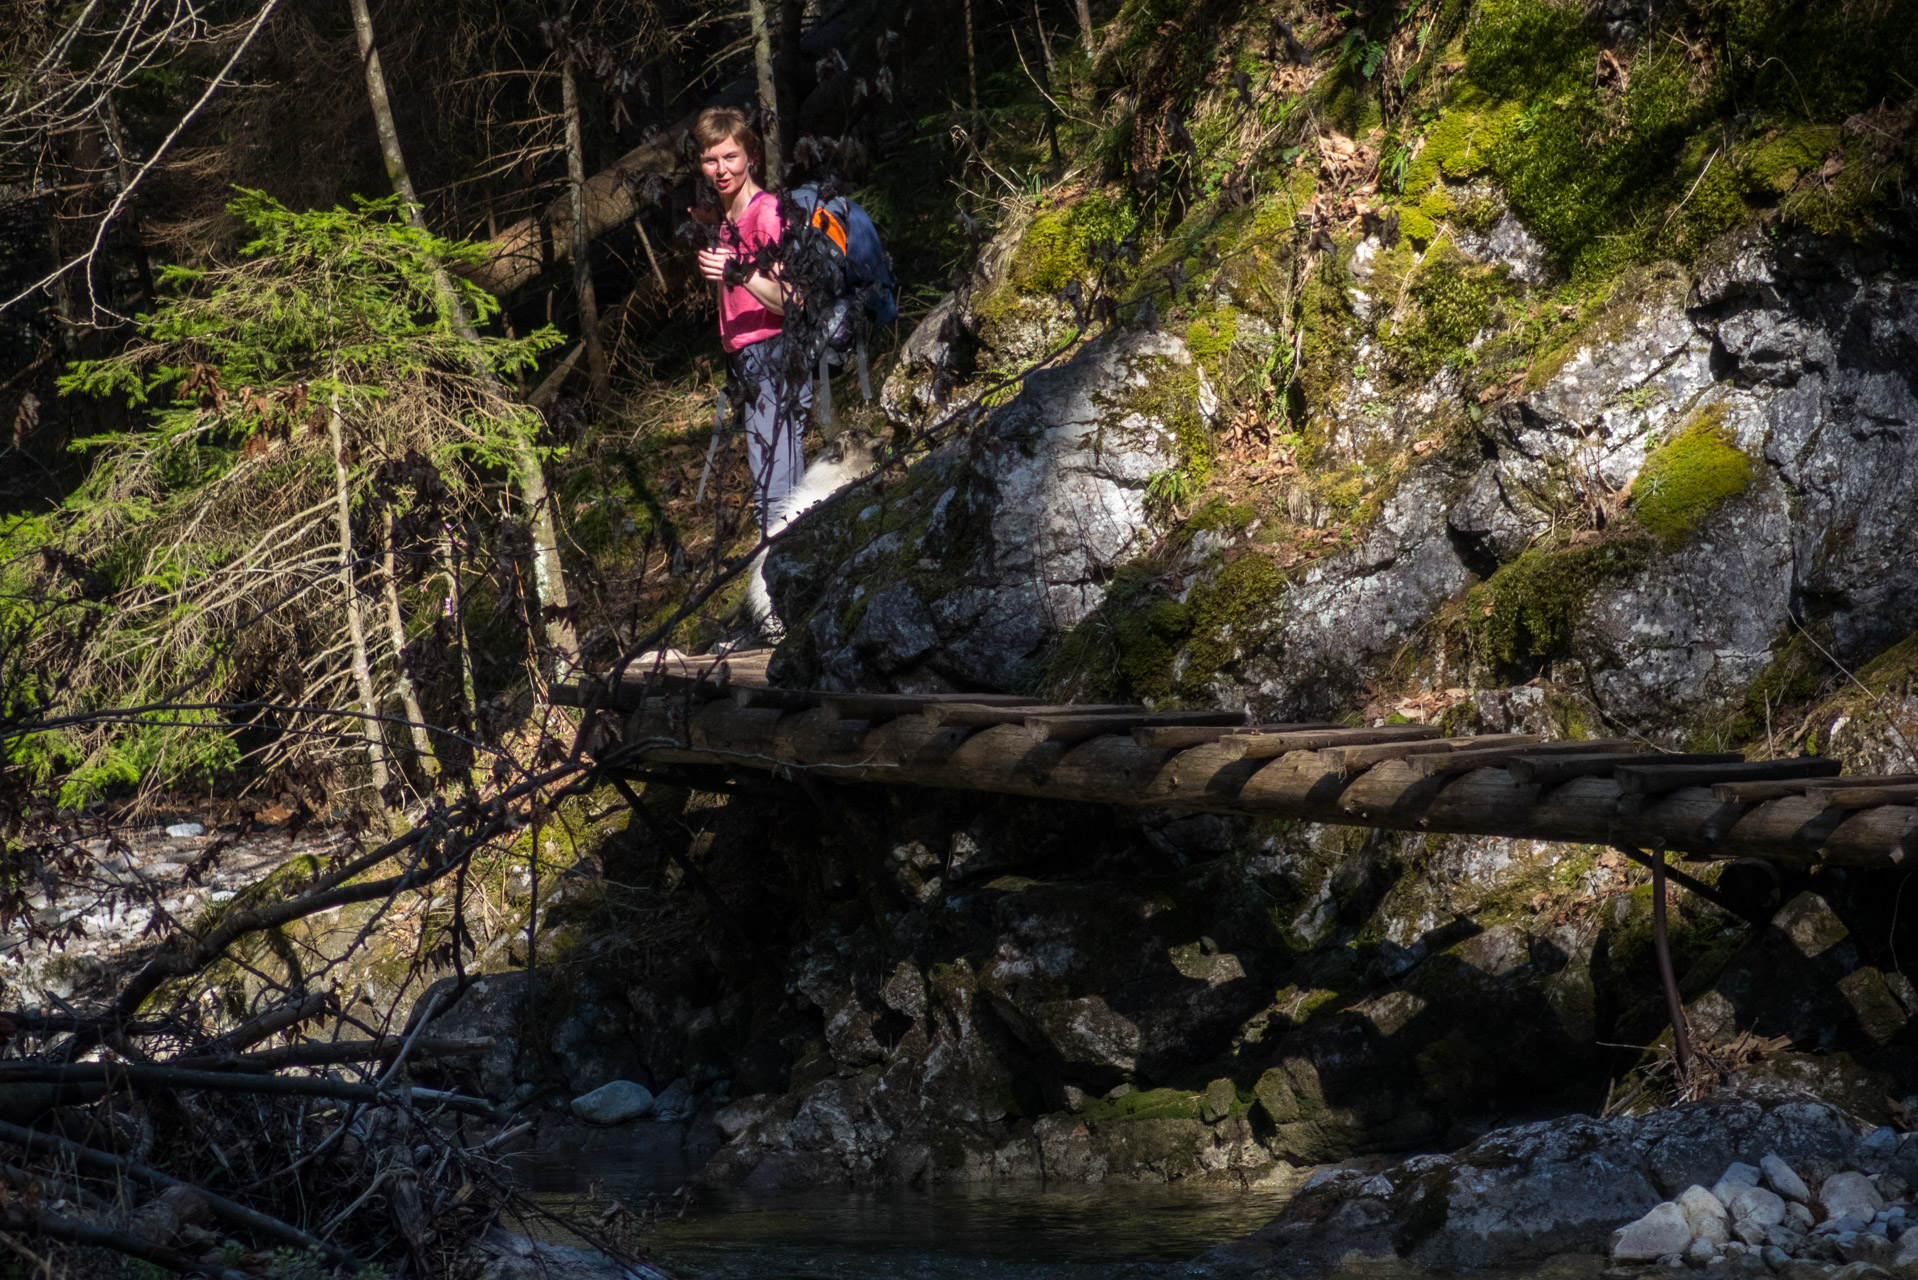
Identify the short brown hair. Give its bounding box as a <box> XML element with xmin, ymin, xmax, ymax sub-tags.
<box><xmin>695</xmin><ymin>107</ymin><xmax>763</xmax><ymax>168</ymax></box>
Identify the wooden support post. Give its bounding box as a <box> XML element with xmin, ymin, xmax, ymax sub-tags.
<box><xmin>1631</xmin><ymin>842</ymin><xmax>1694</xmax><ymax>1079</ymax></box>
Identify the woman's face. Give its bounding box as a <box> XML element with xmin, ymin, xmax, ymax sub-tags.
<box><xmin>701</xmin><ymin>136</ymin><xmax>753</xmax><ymax>200</ymax></box>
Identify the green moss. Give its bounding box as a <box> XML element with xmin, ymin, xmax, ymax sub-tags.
<box><xmin>1185</xmin><ymin>496</ymin><xmax>1255</xmax><ymax>536</ymax></box>
<box><xmin>1402</xmin><ymin>109</ymin><xmax>1515</xmax><ymax>196</ymax></box>
<box><xmin>1380</xmin><ymin>246</ymin><xmax>1508</xmax><ymax>379</ymax></box>
<box><xmin>1396</xmin><ymin>205</ymin><xmax>1438</xmax><ymax>245</ymax></box>
<box><xmin>1079</xmin><ymin>1086</ymin><xmax>1202</xmax><ymax>1123</ymax></box>
<box><xmin>1184</xmin><ymin>308</ymin><xmax>1239</xmax><ymax>372</ymax></box>
<box><xmin>1744</xmin><ymin>126</ymin><xmax>1843</xmax><ymax>196</ymax></box>
<box><xmin>1183</xmin><ymin>555</ymin><xmax>1282</xmax><ymax>688</ymax></box>
<box><xmin>1629</xmin><ymin>404</ymin><xmax>1753</xmax><ymax>548</ymax></box>
<box><xmin>1467</xmin><ymin>535</ymin><xmax>1655</xmax><ymax>668</ymax></box>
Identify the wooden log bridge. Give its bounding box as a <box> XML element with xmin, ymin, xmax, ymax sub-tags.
<box><xmin>556</xmin><ymin>650</ymin><xmax>1918</xmax><ymax>871</ymax></box>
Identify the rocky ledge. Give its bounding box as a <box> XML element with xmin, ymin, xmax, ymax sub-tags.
<box><xmin>1209</xmin><ymin>1089</ymin><xmax>1918</xmax><ymax>1276</ymax></box>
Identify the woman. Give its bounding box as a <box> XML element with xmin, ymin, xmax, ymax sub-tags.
<box><xmin>693</xmin><ymin>107</ymin><xmax>810</xmax><ymax>529</ymax></box>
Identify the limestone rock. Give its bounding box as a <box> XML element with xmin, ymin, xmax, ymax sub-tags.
<box><xmin>1765</xmin><ymin>1153</ymin><xmax>1813</xmax><ymax>1204</ymax></box>
<box><xmin>1614</xmin><ymin>1202</ymin><xmax>1696</xmax><ymax>1263</ymax></box>
<box><xmin>651</xmin><ymin>1077</ymin><xmax>695</xmax><ymax>1122</ymax></box>
<box><xmin>1824</xmin><ymin>1172</ymin><xmax>1886</xmax><ymax>1222</ymax></box>
<box><xmin>570</xmin><ymin>1081</ymin><xmax>655</xmax><ymax>1126</ymax></box>
<box><xmin>1200</xmin><ymin>1078</ymin><xmax>1236</xmax><ymax>1124</ymax></box>
<box><xmin>768</xmin><ymin>330</ymin><xmax>1185</xmax><ymax>690</ymax></box>
<box><xmin>1218</xmin><ymin>1091</ymin><xmax>1866</xmax><ymax>1271</ymax></box>
<box><xmin>1731</xmin><ymin>1186</ymin><xmax>1789</xmax><ymax>1230</ymax></box>
<box><xmin>1858</xmin><ymin>1128</ymin><xmax>1901</xmax><ymax>1174</ymax></box>
<box><xmin>1681</xmin><ymin>1183</ymin><xmax>1732</xmax><ymax>1245</ymax></box>
<box><xmin>1716</xmin><ymin>1162</ymin><xmax>1765</xmax><ymax>1205</ymax></box>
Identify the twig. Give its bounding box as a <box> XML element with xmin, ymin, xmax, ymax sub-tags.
<box><xmin>0</xmin><ymin>1203</ymin><xmax>255</xmax><ymax>1280</ymax></box>
<box><xmin>0</xmin><ymin>1061</ymin><xmax>503</xmax><ymax>1117</ymax></box>
<box><xmin>0</xmin><ymin>1119</ymin><xmax>361</xmax><ymax>1270</ymax></box>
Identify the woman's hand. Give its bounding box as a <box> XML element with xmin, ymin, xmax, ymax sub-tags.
<box><xmin>696</xmin><ymin>247</ymin><xmax>732</xmax><ymax>283</ymax></box>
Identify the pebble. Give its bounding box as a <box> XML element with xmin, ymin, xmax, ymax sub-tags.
<box><xmin>1731</xmin><ymin>1186</ymin><xmax>1789</xmax><ymax>1230</ymax></box>
<box><xmin>1821</xmin><ymin>1172</ymin><xmax>1885</xmax><ymax>1223</ymax></box>
<box><xmin>1717</xmin><ymin>1163</ymin><xmax>1766</xmax><ymax>1205</ymax></box>
<box><xmin>1688</xmin><ymin>1237</ymin><xmax>1719</xmax><ymax>1266</ymax></box>
<box><xmin>1761</xmin><ymin>1245</ymin><xmax>1791</xmax><ymax>1272</ymax></box>
<box><xmin>164</xmin><ymin>822</ymin><xmax>205</xmax><ymax>839</ymax></box>
<box><xmin>1764</xmin><ymin>1153</ymin><xmax>1812</xmax><ymax>1204</ymax></box>
<box><xmin>1682</xmin><ymin>1185</ymin><xmax>1733</xmax><ymax>1245</ymax></box>
<box><xmin>1856</xmin><ymin>1129</ymin><xmax>1899</xmax><ymax>1174</ymax></box>
<box><xmin>1615</xmin><ymin>1202</ymin><xmax>1697</xmax><ymax>1263</ymax></box>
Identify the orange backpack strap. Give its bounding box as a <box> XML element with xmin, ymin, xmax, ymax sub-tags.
<box><xmin>810</xmin><ymin>205</ymin><xmax>848</xmax><ymax>254</ymax></box>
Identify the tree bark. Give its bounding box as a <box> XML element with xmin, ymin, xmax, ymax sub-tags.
<box><xmin>328</xmin><ymin>392</ymin><xmax>392</xmax><ymax>807</ymax></box>
<box><xmin>347</xmin><ymin>0</ymin><xmax>579</xmax><ymax>677</ymax></box>
<box><xmin>561</xmin><ymin>60</ymin><xmax>611</xmax><ymax>399</ymax></box>
<box><xmin>965</xmin><ymin>0</ymin><xmax>979</xmax><ymax>113</ymax></box>
<box><xmin>747</xmin><ymin>0</ymin><xmax>783</xmax><ymax>186</ymax></box>
<box><xmin>383</xmin><ymin>506</ymin><xmax>438</xmax><ymax>776</ymax></box>
<box><xmin>1076</xmin><ymin>0</ymin><xmax>1096</xmax><ymax>55</ymax></box>
<box><xmin>465</xmin><ymin>117</ymin><xmax>691</xmax><ymax>297</ymax></box>
<box><xmin>776</xmin><ymin>0</ymin><xmax>803</xmax><ymax>173</ymax></box>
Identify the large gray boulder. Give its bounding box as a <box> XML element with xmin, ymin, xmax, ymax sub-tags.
<box><xmin>767</xmin><ymin>329</ymin><xmax>1186</xmax><ymax>689</ymax></box>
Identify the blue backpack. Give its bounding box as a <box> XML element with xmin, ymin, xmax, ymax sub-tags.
<box><xmin>787</xmin><ymin>183</ymin><xmax>897</xmax><ymax>423</ymax></box>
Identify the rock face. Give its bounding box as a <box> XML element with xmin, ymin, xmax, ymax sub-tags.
<box><xmin>766</xmin><ymin>329</ymin><xmax>1186</xmax><ymax>690</ymax></box>
<box><xmin>1209</xmin><ymin>1091</ymin><xmax>1859</xmax><ymax>1272</ymax></box>
<box><xmin>780</xmin><ymin>215</ymin><xmax>1918</xmax><ymax>742</ymax></box>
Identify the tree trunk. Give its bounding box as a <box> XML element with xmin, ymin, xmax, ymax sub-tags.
<box><xmin>346</xmin><ymin>0</ymin><xmax>579</xmax><ymax>678</ymax></box>
<box><xmin>444</xmin><ymin>529</ymin><xmax>479</xmax><ymax>730</ymax></box>
<box><xmin>383</xmin><ymin>507</ymin><xmax>437</xmax><ymax>777</ymax></box>
<box><xmin>1032</xmin><ymin>0</ymin><xmax>1057</xmax><ymax>76</ymax></box>
<box><xmin>1076</xmin><ymin>0</ymin><xmax>1095</xmax><ymax>55</ymax></box>
<box><xmin>775</xmin><ymin>0</ymin><xmax>803</xmax><ymax>174</ymax></box>
<box><xmin>464</xmin><ymin>117</ymin><xmax>691</xmax><ymax>297</ymax></box>
<box><xmin>746</xmin><ymin>0</ymin><xmax>783</xmax><ymax>186</ymax></box>
<box><xmin>965</xmin><ymin>0</ymin><xmax>979</xmax><ymax>113</ymax></box>
<box><xmin>561</xmin><ymin>61</ymin><xmax>610</xmax><ymax>400</ymax></box>
<box><xmin>328</xmin><ymin>393</ymin><xmax>392</xmax><ymax>808</ymax></box>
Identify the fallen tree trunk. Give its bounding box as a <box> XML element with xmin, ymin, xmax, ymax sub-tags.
<box><xmin>465</xmin><ymin>116</ymin><xmax>694</xmax><ymax>298</ymax></box>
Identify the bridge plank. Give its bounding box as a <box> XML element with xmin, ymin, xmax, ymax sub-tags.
<box><xmin>1616</xmin><ymin>757</ymin><xmax>1841</xmax><ymax>796</ymax></box>
<box><xmin>817</xmin><ymin>692</ymin><xmax>1035</xmax><ymax>722</ymax></box>
<box><xmin>1028</xmin><ymin>709</ymin><xmax>1249</xmax><ymax>744</ymax></box>
<box><xmin>1816</xmin><ymin>784</ymin><xmax>1918</xmax><ymax>809</ymax></box>
<box><xmin>1713</xmin><ymin>774</ymin><xmax>1918</xmax><ymax>803</ymax></box>
<box><xmin>925</xmin><ymin>702</ymin><xmax>1136</xmax><ymax>728</ymax></box>
<box><xmin>1130</xmin><ymin>722</ymin><xmax>1336</xmax><ymax>750</ymax></box>
<box><xmin>1230</xmin><ymin>724</ymin><xmax>1444</xmax><ymax>759</ymax></box>
<box><xmin>1413</xmin><ymin>737</ymin><xmax>1645</xmax><ymax>777</ymax></box>
<box><xmin>1509</xmin><ymin>751</ymin><xmax>1741</xmax><ymax>785</ymax></box>
<box><xmin>1321</xmin><ymin>733</ymin><xmax>1539</xmax><ymax>774</ymax></box>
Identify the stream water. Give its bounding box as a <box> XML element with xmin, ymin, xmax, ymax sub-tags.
<box><xmin>510</xmin><ymin>1134</ymin><xmax>1305</xmax><ymax>1279</ymax></box>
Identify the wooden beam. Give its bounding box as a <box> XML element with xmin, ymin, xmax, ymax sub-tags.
<box><xmin>1712</xmin><ymin>774</ymin><xmax>1918</xmax><ymax>803</ymax></box>
<box><xmin>732</xmin><ymin>686</ymin><xmax>821</xmax><ymax>710</ymax></box>
<box><xmin>1027</xmin><ymin>709</ymin><xmax>1248</xmax><ymax>744</ymax></box>
<box><xmin>1509</xmin><ymin>751</ymin><xmax>1742</xmax><ymax>786</ymax></box>
<box><xmin>924</xmin><ymin>702</ymin><xmax>1137</xmax><ymax>728</ymax></box>
<box><xmin>1321</xmin><ymin>733</ymin><xmax>1539</xmax><ymax>775</ymax></box>
<box><xmin>1413</xmin><ymin>737</ymin><xmax>1646</xmax><ymax>777</ymax></box>
<box><xmin>1130</xmin><ymin>722</ymin><xmax>1336</xmax><ymax>750</ymax></box>
<box><xmin>1231</xmin><ymin>724</ymin><xmax>1444</xmax><ymax>759</ymax></box>
<box><xmin>817</xmin><ymin>692</ymin><xmax>1035</xmax><ymax>721</ymax></box>
<box><xmin>1815</xmin><ymin>784</ymin><xmax>1918</xmax><ymax>809</ymax></box>
<box><xmin>1615</xmin><ymin>757</ymin><xmax>1841</xmax><ymax>796</ymax></box>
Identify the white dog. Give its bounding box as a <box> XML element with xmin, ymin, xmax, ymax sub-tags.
<box><xmin>745</xmin><ymin>435</ymin><xmax>879</xmax><ymax>639</ymax></box>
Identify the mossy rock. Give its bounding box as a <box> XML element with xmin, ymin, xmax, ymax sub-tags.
<box><xmin>1629</xmin><ymin>403</ymin><xmax>1753</xmax><ymax>549</ymax></box>
<box><xmin>1466</xmin><ymin>534</ymin><xmax>1656</xmax><ymax>668</ymax></box>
